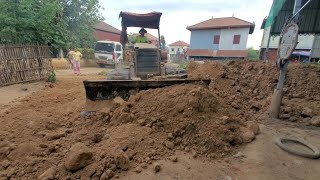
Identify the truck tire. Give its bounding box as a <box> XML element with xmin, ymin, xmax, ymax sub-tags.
<box><xmin>98</xmin><ymin>64</ymin><xmax>107</xmax><ymax>68</ymax></box>
<box><xmin>275</xmin><ymin>137</ymin><xmax>320</xmax><ymax>159</ymax></box>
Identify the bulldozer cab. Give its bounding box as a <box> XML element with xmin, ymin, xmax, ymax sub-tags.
<box><xmin>119</xmin><ymin>11</ymin><xmax>162</xmax><ymax>46</ymax></box>
<box><xmin>119</xmin><ymin>12</ymin><xmax>165</xmax><ymax>79</ymax></box>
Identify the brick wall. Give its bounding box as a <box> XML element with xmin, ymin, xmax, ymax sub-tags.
<box><xmin>259</xmin><ymin>48</ymin><xmax>278</xmax><ymax>61</ymax></box>
<box><xmin>93</xmin><ymin>30</ymin><xmax>120</xmax><ymax>42</ymax></box>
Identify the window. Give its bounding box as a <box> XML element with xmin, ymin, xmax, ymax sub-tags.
<box><xmin>171</xmin><ymin>48</ymin><xmax>174</xmax><ymax>51</ymax></box>
<box><xmin>213</xmin><ymin>35</ymin><xmax>220</xmax><ymax>44</ymax></box>
<box><xmin>177</xmin><ymin>48</ymin><xmax>180</xmax><ymax>52</ymax></box>
<box><xmin>233</xmin><ymin>35</ymin><xmax>241</xmax><ymax>44</ymax></box>
<box><xmin>94</xmin><ymin>42</ymin><xmax>114</xmax><ymax>53</ymax></box>
<box><xmin>116</xmin><ymin>44</ymin><xmax>122</xmax><ymax>51</ymax></box>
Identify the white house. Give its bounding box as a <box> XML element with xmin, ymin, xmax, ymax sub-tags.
<box><xmin>186</xmin><ymin>17</ymin><xmax>255</xmax><ymax>59</ymax></box>
<box><xmin>168</xmin><ymin>41</ymin><xmax>189</xmax><ymax>59</ymax></box>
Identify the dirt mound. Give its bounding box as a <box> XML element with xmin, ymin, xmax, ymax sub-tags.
<box><xmin>110</xmin><ymin>83</ymin><xmax>252</xmax><ymax>157</ymax></box>
<box><xmin>188</xmin><ymin>61</ymin><xmax>320</xmax><ymax>124</ymax></box>
<box><xmin>0</xmin><ymin>76</ymin><xmax>258</xmax><ymax>179</ymax></box>
<box><xmin>188</xmin><ymin>61</ymin><xmax>279</xmax><ymax>120</ymax></box>
<box><xmin>279</xmin><ymin>64</ymin><xmax>320</xmax><ymax>123</ymax></box>
<box><xmin>0</xmin><ymin>61</ymin><xmax>319</xmax><ymax>179</ymax></box>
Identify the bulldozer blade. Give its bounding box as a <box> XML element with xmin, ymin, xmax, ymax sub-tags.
<box><xmin>83</xmin><ymin>79</ymin><xmax>211</xmax><ymax>101</ymax></box>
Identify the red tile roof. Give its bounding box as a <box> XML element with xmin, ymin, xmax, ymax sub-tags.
<box><xmin>169</xmin><ymin>41</ymin><xmax>189</xmax><ymax>47</ymax></box>
<box><xmin>186</xmin><ymin>49</ymin><xmax>248</xmax><ymax>58</ymax></box>
<box><xmin>94</xmin><ymin>22</ymin><xmax>121</xmax><ymax>34</ymax></box>
<box><xmin>187</xmin><ymin>17</ymin><xmax>255</xmax><ymax>34</ymax></box>
<box><xmin>145</xmin><ymin>33</ymin><xmax>158</xmax><ymax>41</ymax></box>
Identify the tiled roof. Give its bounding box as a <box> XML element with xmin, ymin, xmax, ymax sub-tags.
<box><xmin>186</xmin><ymin>49</ymin><xmax>248</xmax><ymax>58</ymax></box>
<box><xmin>169</xmin><ymin>41</ymin><xmax>189</xmax><ymax>47</ymax></box>
<box><xmin>187</xmin><ymin>17</ymin><xmax>255</xmax><ymax>34</ymax></box>
<box><xmin>94</xmin><ymin>22</ymin><xmax>121</xmax><ymax>34</ymax></box>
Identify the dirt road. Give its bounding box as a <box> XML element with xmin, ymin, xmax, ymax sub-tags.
<box><xmin>0</xmin><ymin>65</ymin><xmax>320</xmax><ymax>180</ymax></box>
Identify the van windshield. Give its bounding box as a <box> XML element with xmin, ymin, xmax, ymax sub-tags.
<box><xmin>95</xmin><ymin>42</ymin><xmax>114</xmax><ymax>53</ymax></box>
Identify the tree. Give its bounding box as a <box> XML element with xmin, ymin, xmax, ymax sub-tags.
<box><xmin>0</xmin><ymin>0</ymin><xmax>104</xmax><ymax>51</ymax></box>
<box><xmin>61</xmin><ymin>0</ymin><xmax>104</xmax><ymax>48</ymax></box>
<box><xmin>247</xmin><ymin>47</ymin><xmax>259</xmax><ymax>60</ymax></box>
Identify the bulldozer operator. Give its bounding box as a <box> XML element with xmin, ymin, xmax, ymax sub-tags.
<box><xmin>134</xmin><ymin>28</ymin><xmax>151</xmax><ymax>44</ymax></box>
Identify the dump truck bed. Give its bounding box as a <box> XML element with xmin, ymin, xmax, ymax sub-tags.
<box><xmin>84</xmin><ymin>79</ymin><xmax>211</xmax><ymax>101</ymax></box>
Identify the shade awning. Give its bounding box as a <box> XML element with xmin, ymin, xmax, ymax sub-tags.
<box><xmin>119</xmin><ymin>12</ymin><xmax>162</xmax><ymax>45</ymax></box>
<box><xmin>268</xmin><ymin>0</ymin><xmax>320</xmax><ymax>34</ymax></box>
<box><xmin>292</xmin><ymin>50</ymin><xmax>311</xmax><ymax>56</ymax></box>
<box><xmin>119</xmin><ymin>12</ymin><xmax>162</xmax><ymax>29</ymax></box>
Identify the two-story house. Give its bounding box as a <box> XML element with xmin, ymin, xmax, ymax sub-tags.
<box><xmin>168</xmin><ymin>41</ymin><xmax>189</xmax><ymax>60</ymax></box>
<box><xmin>186</xmin><ymin>17</ymin><xmax>255</xmax><ymax>60</ymax></box>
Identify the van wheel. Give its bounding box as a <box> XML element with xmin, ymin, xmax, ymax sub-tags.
<box><xmin>98</xmin><ymin>64</ymin><xmax>107</xmax><ymax>68</ymax></box>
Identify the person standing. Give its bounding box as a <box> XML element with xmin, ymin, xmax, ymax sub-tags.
<box><xmin>67</xmin><ymin>49</ymin><xmax>75</xmax><ymax>69</ymax></box>
<box><xmin>72</xmin><ymin>48</ymin><xmax>82</xmax><ymax>75</ymax></box>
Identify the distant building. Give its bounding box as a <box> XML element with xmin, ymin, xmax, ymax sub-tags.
<box><xmin>186</xmin><ymin>17</ymin><xmax>255</xmax><ymax>60</ymax></box>
<box><xmin>260</xmin><ymin>0</ymin><xmax>320</xmax><ymax>62</ymax></box>
<box><xmin>93</xmin><ymin>22</ymin><xmax>121</xmax><ymax>42</ymax></box>
<box><xmin>260</xmin><ymin>18</ymin><xmax>317</xmax><ymax>61</ymax></box>
<box><xmin>168</xmin><ymin>41</ymin><xmax>189</xmax><ymax>60</ymax></box>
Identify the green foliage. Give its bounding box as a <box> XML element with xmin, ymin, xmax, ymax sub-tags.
<box><xmin>127</xmin><ymin>33</ymin><xmax>137</xmax><ymax>44</ymax></box>
<box><xmin>78</xmin><ymin>47</ymin><xmax>94</xmax><ymax>60</ymax></box>
<box><xmin>0</xmin><ymin>0</ymin><xmax>104</xmax><ymax>51</ymax></box>
<box><xmin>98</xmin><ymin>70</ymin><xmax>107</xmax><ymax>75</ymax></box>
<box><xmin>47</xmin><ymin>70</ymin><xmax>56</xmax><ymax>83</ymax></box>
<box><xmin>247</xmin><ymin>47</ymin><xmax>259</xmax><ymax>60</ymax></box>
<box><xmin>179</xmin><ymin>61</ymin><xmax>189</xmax><ymax>69</ymax></box>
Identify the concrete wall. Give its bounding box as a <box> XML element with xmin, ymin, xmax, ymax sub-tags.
<box><xmin>219</xmin><ymin>28</ymin><xmax>249</xmax><ymax>51</ymax></box>
<box><xmin>311</xmin><ymin>35</ymin><xmax>320</xmax><ymax>58</ymax></box>
<box><xmin>190</xmin><ymin>29</ymin><xmax>220</xmax><ymax>50</ymax></box>
<box><xmin>260</xmin><ymin>27</ymin><xmax>315</xmax><ymax>49</ymax></box>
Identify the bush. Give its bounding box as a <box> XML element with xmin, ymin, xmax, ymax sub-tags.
<box><xmin>247</xmin><ymin>47</ymin><xmax>259</xmax><ymax>60</ymax></box>
<box><xmin>179</xmin><ymin>61</ymin><xmax>189</xmax><ymax>69</ymax></box>
<box><xmin>77</xmin><ymin>48</ymin><xmax>95</xmax><ymax>60</ymax></box>
<box><xmin>47</xmin><ymin>70</ymin><xmax>56</xmax><ymax>83</ymax></box>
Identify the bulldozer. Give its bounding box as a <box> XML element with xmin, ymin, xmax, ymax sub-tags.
<box><xmin>83</xmin><ymin>12</ymin><xmax>210</xmax><ymax>105</ymax></box>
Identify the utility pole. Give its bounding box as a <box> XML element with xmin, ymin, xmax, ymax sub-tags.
<box><xmin>269</xmin><ymin>0</ymin><xmax>302</xmax><ymax>118</ymax></box>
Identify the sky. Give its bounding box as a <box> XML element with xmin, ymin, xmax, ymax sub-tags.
<box><xmin>99</xmin><ymin>0</ymin><xmax>273</xmax><ymax>49</ymax></box>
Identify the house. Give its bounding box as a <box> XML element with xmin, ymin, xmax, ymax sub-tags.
<box><xmin>260</xmin><ymin>0</ymin><xmax>320</xmax><ymax>62</ymax></box>
<box><xmin>260</xmin><ymin>18</ymin><xmax>316</xmax><ymax>61</ymax></box>
<box><xmin>93</xmin><ymin>22</ymin><xmax>121</xmax><ymax>42</ymax></box>
<box><xmin>186</xmin><ymin>17</ymin><xmax>255</xmax><ymax>60</ymax></box>
<box><xmin>168</xmin><ymin>41</ymin><xmax>189</xmax><ymax>60</ymax></box>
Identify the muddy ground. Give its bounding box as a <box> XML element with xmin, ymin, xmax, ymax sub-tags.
<box><xmin>0</xmin><ymin>62</ymin><xmax>320</xmax><ymax>180</ymax></box>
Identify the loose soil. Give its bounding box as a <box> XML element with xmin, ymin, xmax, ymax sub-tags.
<box><xmin>0</xmin><ymin>62</ymin><xmax>319</xmax><ymax>180</ymax></box>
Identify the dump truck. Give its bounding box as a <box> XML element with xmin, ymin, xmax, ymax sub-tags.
<box><xmin>83</xmin><ymin>12</ymin><xmax>210</xmax><ymax>106</ymax></box>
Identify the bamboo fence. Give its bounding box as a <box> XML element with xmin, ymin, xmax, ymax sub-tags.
<box><xmin>0</xmin><ymin>45</ymin><xmax>53</xmax><ymax>86</ymax></box>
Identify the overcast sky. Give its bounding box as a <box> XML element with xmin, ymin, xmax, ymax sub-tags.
<box><xmin>99</xmin><ymin>0</ymin><xmax>273</xmax><ymax>49</ymax></box>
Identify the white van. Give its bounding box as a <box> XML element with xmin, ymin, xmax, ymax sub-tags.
<box><xmin>94</xmin><ymin>40</ymin><xmax>123</xmax><ymax>67</ymax></box>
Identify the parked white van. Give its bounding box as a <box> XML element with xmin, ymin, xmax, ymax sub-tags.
<box><xmin>94</xmin><ymin>40</ymin><xmax>123</xmax><ymax>67</ymax></box>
